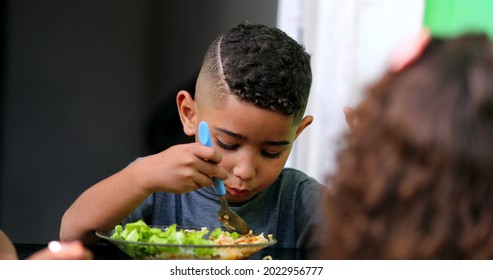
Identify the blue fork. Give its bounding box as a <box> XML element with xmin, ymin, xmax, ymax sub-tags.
<box><xmin>198</xmin><ymin>121</ymin><xmax>251</xmax><ymax>235</ymax></box>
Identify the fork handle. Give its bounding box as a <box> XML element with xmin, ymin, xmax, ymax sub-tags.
<box><xmin>213</xmin><ymin>178</ymin><xmax>226</xmax><ymax>196</ymax></box>
<box><xmin>199</xmin><ymin>121</ymin><xmax>226</xmax><ymax>196</ymax></box>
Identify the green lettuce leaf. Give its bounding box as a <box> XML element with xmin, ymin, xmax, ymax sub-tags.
<box><xmin>109</xmin><ymin>220</ymin><xmax>234</xmax><ymax>258</ymax></box>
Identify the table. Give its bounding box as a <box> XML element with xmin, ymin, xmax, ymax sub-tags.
<box><xmin>14</xmin><ymin>242</ymin><xmax>130</xmax><ymax>260</ymax></box>
<box><xmin>14</xmin><ymin>241</ymin><xmax>319</xmax><ymax>260</ymax></box>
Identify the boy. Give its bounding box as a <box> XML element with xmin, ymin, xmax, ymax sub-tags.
<box><xmin>60</xmin><ymin>21</ymin><xmax>322</xmax><ymax>249</ymax></box>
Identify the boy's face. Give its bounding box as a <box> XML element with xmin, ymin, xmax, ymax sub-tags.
<box><xmin>178</xmin><ymin>90</ymin><xmax>312</xmax><ymax>203</ymax></box>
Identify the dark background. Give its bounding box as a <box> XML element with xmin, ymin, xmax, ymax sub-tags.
<box><xmin>0</xmin><ymin>0</ymin><xmax>278</xmax><ymax>243</ymax></box>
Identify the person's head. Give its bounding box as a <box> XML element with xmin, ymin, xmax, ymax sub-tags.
<box><xmin>322</xmin><ymin>33</ymin><xmax>493</xmax><ymax>259</ymax></box>
<box><xmin>177</xmin><ymin>21</ymin><xmax>313</xmax><ymax>203</ymax></box>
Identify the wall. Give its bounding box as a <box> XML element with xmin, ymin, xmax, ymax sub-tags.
<box><xmin>0</xmin><ymin>0</ymin><xmax>277</xmax><ymax>243</ymax></box>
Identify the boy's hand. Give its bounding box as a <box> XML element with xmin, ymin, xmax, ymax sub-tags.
<box><xmin>134</xmin><ymin>143</ymin><xmax>228</xmax><ymax>194</ymax></box>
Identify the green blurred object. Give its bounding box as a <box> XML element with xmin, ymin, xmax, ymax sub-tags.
<box><xmin>424</xmin><ymin>0</ymin><xmax>493</xmax><ymax>38</ymax></box>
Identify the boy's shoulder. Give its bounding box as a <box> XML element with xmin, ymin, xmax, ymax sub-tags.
<box><xmin>279</xmin><ymin>167</ymin><xmax>318</xmax><ymax>179</ymax></box>
<box><xmin>278</xmin><ymin>167</ymin><xmax>322</xmax><ymax>188</ymax></box>
<box><xmin>273</xmin><ymin>168</ymin><xmax>324</xmax><ymax>207</ymax></box>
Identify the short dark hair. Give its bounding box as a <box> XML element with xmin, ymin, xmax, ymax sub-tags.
<box><xmin>322</xmin><ymin>33</ymin><xmax>493</xmax><ymax>259</ymax></box>
<box><xmin>202</xmin><ymin>21</ymin><xmax>312</xmax><ymax>123</ymax></box>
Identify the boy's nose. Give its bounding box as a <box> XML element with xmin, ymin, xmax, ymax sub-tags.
<box><xmin>232</xmin><ymin>153</ymin><xmax>257</xmax><ymax>181</ymax></box>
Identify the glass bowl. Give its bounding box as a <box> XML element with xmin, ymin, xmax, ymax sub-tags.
<box><xmin>96</xmin><ymin>225</ymin><xmax>277</xmax><ymax>260</ymax></box>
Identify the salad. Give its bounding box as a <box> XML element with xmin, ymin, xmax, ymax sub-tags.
<box><xmin>104</xmin><ymin>220</ymin><xmax>275</xmax><ymax>259</ymax></box>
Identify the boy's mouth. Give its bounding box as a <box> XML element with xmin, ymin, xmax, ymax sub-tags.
<box><xmin>226</xmin><ymin>186</ymin><xmax>251</xmax><ymax>197</ymax></box>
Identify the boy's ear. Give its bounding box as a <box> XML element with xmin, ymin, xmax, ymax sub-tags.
<box><xmin>294</xmin><ymin>115</ymin><xmax>313</xmax><ymax>139</ymax></box>
<box><xmin>176</xmin><ymin>90</ymin><xmax>197</xmax><ymax>136</ymax></box>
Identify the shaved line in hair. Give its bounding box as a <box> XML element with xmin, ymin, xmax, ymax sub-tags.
<box><xmin>215</xmin><ymin>36</ymin><xmax>231</xmax><ymax>94</ymax></box>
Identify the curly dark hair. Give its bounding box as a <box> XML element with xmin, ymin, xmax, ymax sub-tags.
<box><xmin>321</xmin><ymin>33</ymin><xmax>493</xmax><ymax>259</ymax></box>
<box><xmin>201</xmin><ymin>21</ymin><xmax>312</xmax><ymax>123</ymax></box>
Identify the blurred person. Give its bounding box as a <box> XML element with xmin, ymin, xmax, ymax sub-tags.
<box><xmin>321</xmin><ymin>31</ymin><xmax>493</xmax><ymax>259</ymax></box>
<box><xmin>0</xmin><ymin>229</ymin><xmax>92</xmax><ymax>260</ymax></box>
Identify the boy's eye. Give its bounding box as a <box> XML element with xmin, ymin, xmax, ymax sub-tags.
<box><xmin>217</xmin><ymin>139</ymin><xmax>284</xmax><ymax>158</ymax></box>
<box><xmin>261</xmin><ymin>150</ymin><xmax>283</xmax><ymax>159</ymax></box>
<box><xmin>217</xmin><ymin>140</ymin><xmax>238</xmax><ymax>150</ymax></box>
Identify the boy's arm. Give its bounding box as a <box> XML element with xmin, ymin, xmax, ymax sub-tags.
<box><xmin>59</xmin><ymin>160</ymin><xmax>152</xmax><ymax>244</ymax></box>
<box><xmin>60</xmin><ymin>143</ymin><xmax>228</xmax><ymax>245</ymax></box>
